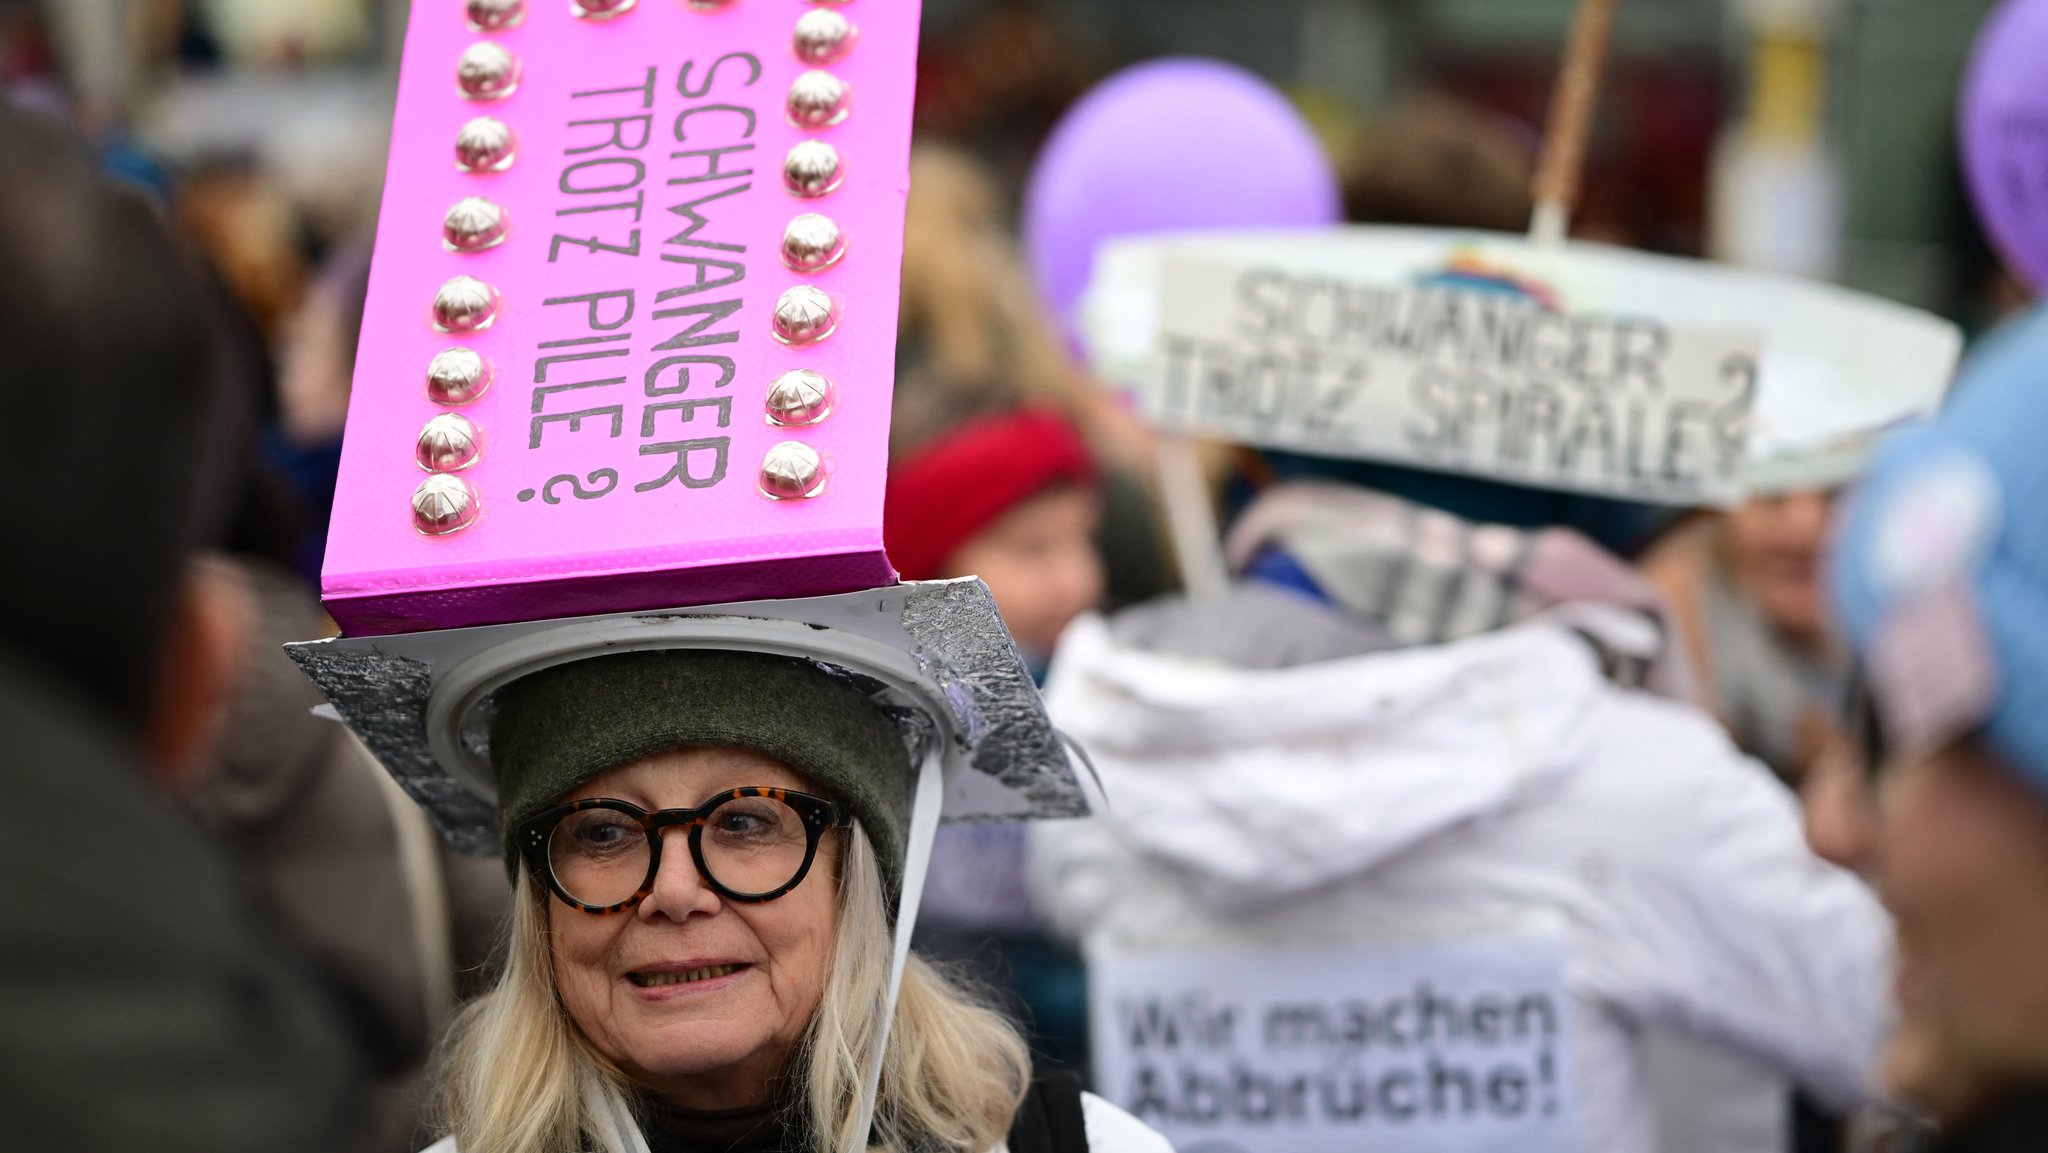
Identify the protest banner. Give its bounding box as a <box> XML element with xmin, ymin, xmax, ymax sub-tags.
<box><xmin>1091</xmin><ymin>933</ymin><xmax>1581</xmax><ymax>1153</ymax></box>
<box><xmin>1084</xmin><ymin>227</ymin><xmax>1961</xmax><ymax>505</ymax></box>
<box><xmin>1150</xmin><ymin>256</ymin><xmax>1757</xmax><ymax>505</ymax></box>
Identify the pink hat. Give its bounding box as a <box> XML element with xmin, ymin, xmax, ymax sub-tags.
<box><xmin>290</xmin><ymin>0</ymin><xmax>1090</xmax><ymax>865</ymax></box>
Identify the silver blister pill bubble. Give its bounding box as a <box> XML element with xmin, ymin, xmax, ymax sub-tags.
<box><xmin>765</xmin><ymin>369</ymin><xmax>836</xmax><ymax>427</ymax></box>
<box><xmin>432</xmin><ymin>275</ymin><xmax>501</xmax><ymax>333</ymax></box>
<box><xmin>786</xmin><ymin>70</ymin><xmax>850</xmax><ymax>129</ymax></box>
<box><xmin>779</xmin><ymin>213</ymin><xmax>846</xmax><ymax>273</ymax></box>
<box><xmin>455</xmin><ymin>116</ymin><xmax>518</xmax><ymax>173</ymax></box>
<box><xmin>759</xmin><ymin>441</ymin><xmax>827</xmax><ymax>500</ymax></box>
<box><xmin>466</xmin><ymin>0</ymin><xmax>525</xmax><ymax>31</ymax></box>
<box><xmin>457</xmin><ymin>41</ymin><xmax>520</xmax><ymax>101</ymax></box>
<box><xmin>443</xmin><ymin>196</ymin><xmax>510</xmax><ymax>252</ymax></box>
<box><xmin>570</xmin><ymin>0</ymin><xmax>636</xmax><ymax>18</ymax></box>
<box><xmin>412</xmin><ymin>474</ymin><xmax>481</xmax><ymax>535</ymax></box>
<box><xmin>417</xmin><ymin>413</ymin><xmax>483</xmax><ymax>473</ymax></box>
<box><xmin>782</xmin><ymin>140</ymin><xmax>845</xmax><ymax>198</ymax></box>
<box><xmin>771</xmin><ymin>285</ymin><xmax>839</xmax><ymax>345</ymax></box>
<box><xmin>426</xmin><ymin>348</ymin><xmax>494</xmax><ymax>405</ymax></box>
<box><xmin>687</xmin><ymin>0</ymin><xmax>737</xmax><ymax>8</ymax></box>
<box><xmin>793</xmin><ymin>9</ymin><xmax>857</xmax><ymax>65</ymax></box>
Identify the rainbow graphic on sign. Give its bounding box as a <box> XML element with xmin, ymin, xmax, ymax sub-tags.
<box><xmin>1415</xmin><ymin>253</ymin><xmax>1565</xmax><ymax>312</ymax></box>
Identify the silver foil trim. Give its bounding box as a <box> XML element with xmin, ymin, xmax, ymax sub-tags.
<box><xmin>283</xmin><ymin>647</ymin><xmax>502</xmax><ymax>854</ymax></box>
<box><xmin>285</xmin><ymin>580</ymin><xmax>1089</xmax><ymax>855</ymax></box>
<box><xmin>902</xmin><ymin>579</ymin><xmax>1086</xmax><ymax>818</ymax></box>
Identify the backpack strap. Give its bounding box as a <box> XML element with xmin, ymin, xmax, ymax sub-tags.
<box><xmin>1005</xmin><ymin>1071</ymin><xmax>1090</xmax><ymax>1153</ymax></box>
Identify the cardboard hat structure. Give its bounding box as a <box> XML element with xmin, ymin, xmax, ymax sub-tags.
<box><xmin>287</xmin><ymin>4</ymin><xmax>1089</xmax><ymax>1129</ymax></box>
<box><xmin>286</xmin><ymin>0</ymin><xmax>1088</xmax><ymax>886</ymax></box>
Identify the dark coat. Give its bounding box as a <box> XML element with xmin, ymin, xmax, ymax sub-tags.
<box><xmin>183</xmin><ymin>560</ymin><xmax>510</xmax><ymax>1152</ymax></box>
<box><xmin>0</xmin><ymin>645</ymin><xmax>366</xmax><ymax>1153</ymax></box>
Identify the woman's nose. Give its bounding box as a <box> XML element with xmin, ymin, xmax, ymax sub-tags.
<box><xmin>637</xmin><ymin>831</ymin><xmax>722</xmax><ymax>921</ymax></box>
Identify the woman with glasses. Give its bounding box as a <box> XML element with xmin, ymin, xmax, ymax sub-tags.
<box><xmin>420</xmin><ymin>648</ymin><xmax>1169</xmax><ymax>1153</ymax></box>
<box><xmin>1814</xmin><ymin>304</ymin><xmax>2048</xmax><ymax>1152</ymax></box>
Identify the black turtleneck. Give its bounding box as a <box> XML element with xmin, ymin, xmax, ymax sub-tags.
<box><xmin>639</xmin><ymin>1096</ymin><xmax>796</xmax><ymax>1153</ymax></box>
<box><xmin>634</xmin><ymin>1070</ymin><xmax>1085</xmax><ymax>1153</ymax></box>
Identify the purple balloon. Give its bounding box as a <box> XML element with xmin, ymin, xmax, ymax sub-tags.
<box><xmin>1022</xmin><ymin>58</ymin><xmax>1341</xmax><ymax>342</ymax></box>
<box><xmin>1962</xmin><ymin>0</ymin><xmax>2048</xmax><ymax>292</ymax></box>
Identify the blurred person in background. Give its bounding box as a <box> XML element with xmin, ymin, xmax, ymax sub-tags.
<box><xmin>145</xmin><ymin>89</ymin><xmax>514</xmax><ymax>1151</ymax></box>
<box><xmin>15</xmin><ymin>55</ymin><xmax>512</xmax><ymax>1146</ymax></box>
<box><xmin>1644</xmin><ymin>488</ymin><xmax>1847</xmax><ymax>785</ymax></box>
<box><xmin>898</xmin><ymin>143</ymin><xmax>1171</xmax><ymax>610</ymax></box>
<box><xmin>171</xmin><ymin>157</ymin><xmax>337</xmax><ymax>581</ymax></box>
<box><xmin>1023</xmin><ymin>61</ymin><xmax>1891</xmax><ymax>1153</ymax></box>
<box><xmin>1339</xmin><ymin>91</ymin><xmax>1538</xmax><ymax>235</ymax></box>
<box><xmin>888</xmin><ymin>395</ymin><xmax>1104</xmax><ymax>1078</ymax></box>
<box><xmin>1640</xmin><ymin>483</ymin><xmax>1870</xmax><ymax>1153</ymax></box>
<box><xmin>176</xmin><ymin>230</ymin><xmax>512</xmax><ymax>1151</ymax></box>
<box><xmin>176</xmin><ymin>156</ymin><xmax>312</xmax><ymax>347</ymax></box>
<box><xmin>269</xmin><ymin>234</ymin><xmax>371</xmax><ymax>578</ymax></box>
<box><xmin>1357</xmin><ymin>93</ymin><xmax>1867</xmax><ymax>1151</ymax></box>
<box><xmin>896</xmin><ymin>146</ymin><xmax>1090</xmax><ymax>467</ymax></box>
<box><xmin>187</xmin><ymin>547</ymin><xmax>514</xmax><ymax>1153</ymax></box>
<box><xmin>892</xmin><ymin>145</ymin><xmax>1110</xmax><ymax>1079</ymax></box>
<box><xmin>887</xmin><ymin>401</ymin><xmax>1102</xmax><ymax>676</ymax></box>
<box><xmin>0</xmin><ymin>102</ymin><xmax>365</xmax><ymax>1153</ymax></box>
<box><xmin>1815</xmin><ymin>304</ymin><xmax>2048</xmax><ymax>1152</ymax></box>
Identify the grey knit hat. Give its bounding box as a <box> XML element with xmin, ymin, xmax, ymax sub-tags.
<box><xmin>489</xmin><ymin>649</ymin><xmax>915</xmax><ymax>910</ymax></box>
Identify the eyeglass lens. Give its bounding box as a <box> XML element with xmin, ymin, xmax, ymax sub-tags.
<box><xmin>547</xmin><ymin>795</ymin><xmax>814</xmax><ymax>906</ymax></box>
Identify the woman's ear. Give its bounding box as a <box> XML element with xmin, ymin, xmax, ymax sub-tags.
<box><xmin>142</xmin><ymin>554</ymin><xmax>255</xmax><ymax>792</ymax></box>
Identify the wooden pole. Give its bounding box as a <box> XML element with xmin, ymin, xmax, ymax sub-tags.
<box><xmin>1157</xmin><ymin>435</ymin><xmax>1230</xmax><ymax>601</ymax></box>
<box><xmin>1529</xmin><ymin>0</ymin><xmax>1621</xmax><ymax>249</ymax></box>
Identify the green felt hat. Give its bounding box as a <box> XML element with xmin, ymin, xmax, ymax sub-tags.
<box><xmin>489</xmin><ymin>649</ymin><xmax>914</xmax><ymax>911</ymax></box>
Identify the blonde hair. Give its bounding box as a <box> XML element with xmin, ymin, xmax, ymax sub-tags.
<box><xmin>437</xmin><ymin>826</ymin><xmax>1030</xmax><ymax>1153</ymax></box>
<box><xmin>892</xmin><ymin>144</ymin><xmax>1089</xmax><ymax>457</ymax></box>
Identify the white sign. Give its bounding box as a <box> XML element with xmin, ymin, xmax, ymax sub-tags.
<box><xmin>1086</xmin><ymin>226</ymin><xmax>1962</xmax><ymax>500</ymax></box>
<box><xmin>1090</xmin><ymin>934</ymin><xmax>1581</xmax><ymax>1153</ymax></box>
<box><xmin>1141</xmin><ymin>256</ymin><xmax>1762</xmax><ymax>505</ymax></box>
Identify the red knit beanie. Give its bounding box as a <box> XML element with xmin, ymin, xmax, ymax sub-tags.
<box><xmin>885</xmin><ymin>408</ymin><xmax>1098</xmax><ymax>580</ymax></box>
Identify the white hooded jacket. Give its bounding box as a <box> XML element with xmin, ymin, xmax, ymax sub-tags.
<box><xmin>1031</xmin><ymin>604</ymin><xmax>1892</xmax><ymax>1153</ymax></box>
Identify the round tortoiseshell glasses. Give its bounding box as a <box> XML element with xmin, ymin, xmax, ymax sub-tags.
<box><xmin>516</xmin><ymin>788</ymin><xmax>848</xmax><ymax>914</ymax></box>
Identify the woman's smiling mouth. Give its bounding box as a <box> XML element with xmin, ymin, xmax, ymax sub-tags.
<box><xmin>629</xmin><ymin>964</ymin><xmax>747</xmax><ymax>989</ymax></box>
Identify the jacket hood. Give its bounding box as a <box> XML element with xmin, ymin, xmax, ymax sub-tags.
<box><xmin>1044</xmin><ymin>608</ymin><xmax>1613</xmax><ymax>907</ymax></box>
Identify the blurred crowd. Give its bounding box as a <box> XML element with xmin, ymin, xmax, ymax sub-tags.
<box><xmin>5</xmin><ymin>1</ymin><xmax>2048</xmax><ymax>1153</ymax></box>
